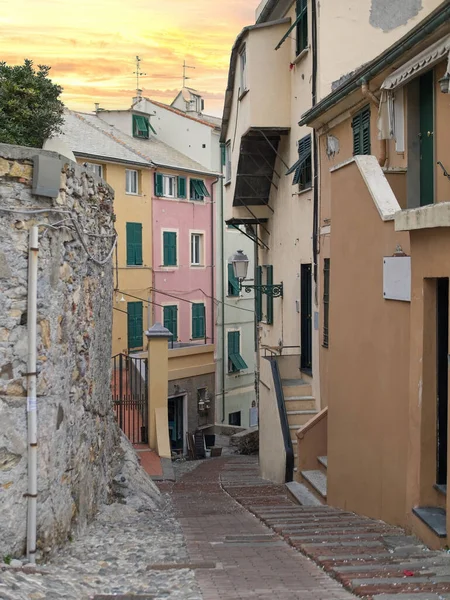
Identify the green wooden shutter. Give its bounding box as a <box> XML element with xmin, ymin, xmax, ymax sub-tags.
<box><xmin>126</xmin><ymin>222</ymin><xmax>135</xmax><ymax>265</ymax></box>
<box><xmin>352</xmin><ymin>112</ymin><xmax>362</xmax><ymax>155</ymax></box>
<box><xmin>323</xmin><ymin>259</ymin><xmax>330</xmax><ymax>348</ymax></box>
<box><xmin>177</xmin><ymin>176</ymin><xmax>186</xmax><ymax>199</ymax></box>
<box><xmin>266</xmin><ymin>265</ymin><xmax>274</xmax><ymax>325</ymax></box>
<box><xmin>192</xmin><ymin>303</ymin><xmax>205</xmax><ymax>339</ymax></box>
<box><xmin>361</xmin><ymin>107</ymin><xmax>371</xmax><ymax>155</ymax></box>
<box><xmin>228</xmin><ymin>263</ymin><xmax>240</xmax><ymax>297</ymax></box>
<box><xmin>221</xmin><ymin>144</ymin><xmax>226</xmax><ymax>166</ymax></box>
<box><xmin>228</xmin><ymin>330</ymin><xmax>248</xmax><ymax>372</ymax></box>
<box><xmin>127</xmin><ymin>301</ymin><xmax>143</xmax><ymax>350</ymax></box>
<box><xmin>164</xmin><ymin>305</ymin><xmax>178</xmax><ymax>341</ymax></box>
<box><xmin>154</xmin><ymin>173</ymin><xmax>163</xmax><ymax>197</ymax></box>
<box><xmin>163</xmin><ymin>232</ymin><xmax>177</xmax><ymax>266</ymax></box>
<box><xmin>126</xmin><ymin>222</ymin><xmax>142</xmax><ymax>266</ymax></box>
<box><xmin>255</xmin><ymin>266</ymin><xmax>263</xmax><ymax>322</ymax></box>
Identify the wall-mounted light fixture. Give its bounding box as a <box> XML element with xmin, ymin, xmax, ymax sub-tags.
<box><xmin>439</xmin><ymin>73</ymin><xmax>450</xmax><ymax>94</ymax></box>
<box><xmin>229</xmin><ymin>250</ymin><xmax>283</xmax><ymax>298</ymax></box>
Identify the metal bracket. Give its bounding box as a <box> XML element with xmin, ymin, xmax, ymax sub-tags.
<box><xmin>241</xmin><ymin>282</ymin><xmax>284</xmax><ymax>298</ymax></box>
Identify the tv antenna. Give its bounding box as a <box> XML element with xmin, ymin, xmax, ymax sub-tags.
<box><xmin>134</xmin><ymin>56</ymin><xmax>147</xmax><ymax>95</ymax></box>
<box><xmin>183</xmin><ymin>60</ymin><xmax>195</xmax><ymax>87</ymax></box>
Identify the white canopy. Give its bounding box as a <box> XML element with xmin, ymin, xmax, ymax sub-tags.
<box><xmin>381</xmin><ymin>34</ymin><xmax>450</xmax><ymax>91</ymax></box>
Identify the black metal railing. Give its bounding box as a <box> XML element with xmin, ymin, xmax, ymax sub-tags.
<box><xmin>268</xmin><ymin>357</ymin><xmax>294</xmax><ymax>483</ymax></box>
<box><xmin>111</xmin><ymin>353</ymin><xmax>148</xmax><ymax>444</ymax></box>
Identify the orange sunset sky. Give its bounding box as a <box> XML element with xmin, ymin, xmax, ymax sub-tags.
<box><xmin>0</xmin><ymin>0</ymin><xmax>260</xmax><ymax>116</ymax></box>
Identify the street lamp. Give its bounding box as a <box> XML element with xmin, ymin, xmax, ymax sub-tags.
<box><xmin>229</xmin><ymin>250</ymin><xmax>283</xmax><ymax>298</ymax></box>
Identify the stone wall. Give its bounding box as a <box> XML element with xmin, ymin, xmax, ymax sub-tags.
<box><xmin>0</xmin><ymin>144</ymin><xmax>159</xmax><ymax>559</ymax></box>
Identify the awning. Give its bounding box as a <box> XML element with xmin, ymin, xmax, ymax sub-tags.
<box><xmin>381</xmin><ymin>34</ymin><xmax>450</xmax><ymax>91</ymax></box>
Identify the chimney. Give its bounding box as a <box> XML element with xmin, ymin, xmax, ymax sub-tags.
<box><xmin>94</xmin><ymin>103</ymin><xmax>100</xmax><ymax>113</ymax></box>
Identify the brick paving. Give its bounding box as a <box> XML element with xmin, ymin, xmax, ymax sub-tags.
<box><xmin>161</xmin><ymin>456</ymin><xmax>355</xmax><ymax>600</ymax></box>
<box><xmin>219</xmin><ymin>458</ymin><xmax>450</xmax><ymax>599</ymax></box>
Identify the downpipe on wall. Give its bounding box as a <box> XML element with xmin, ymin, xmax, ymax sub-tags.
<box><xmin>26</xmin><ymin>225</ymin><xmax>39</xmax><ymax>563</ymax></box>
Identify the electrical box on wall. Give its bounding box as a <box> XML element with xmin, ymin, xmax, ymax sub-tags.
<box><xmin>383</xmin><ymin>257</ymin><xmax>411</xmax><ymax>302</ymax></box>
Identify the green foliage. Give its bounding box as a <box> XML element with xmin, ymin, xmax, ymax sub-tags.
<box><xmin>3</xmin><ymin>555</ymin><xmax>11</xmax><ymax>565</ymax></box>
<box><xmin>0</xmin><ymin>59</ymin><xmax>64</xmax><ymax>148</ymax></box>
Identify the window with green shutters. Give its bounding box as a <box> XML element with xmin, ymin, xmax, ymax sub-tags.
<box><xmin>352</xmin><ymin>106</ymin><xmax>371</xmax><ymax>156</ymax></box>
<box><xmin>190</xmin><ymin>179</ymin><xmax>210</xmax><ymax>201</ymax></box>
<box><xmin>228</xmin><ymin>263</ymin><xmax>240</xmax><ymax>297</ymax></box>
<box><xmin>192</xmin><ymin>303</ymin><xmax>205</xmax><ymax>339</ymax></box>
<box><xmin>163</xmin><ymin>231</ymin><xmax>177</xmax><ymax>266</ymax></box>
<box><xmin>154</xmin><ymin>172</ymin><xmax>163</xmax><ymax>197</ymax></box>
<box><xmin>163</xmin><ymin>305</ymin><xmax>178</xmax><ymax>341</ymax></box>
<box><xmin>323</xmin><ymin>258</ymin><xmax>330</xmax><ymax>348</ymax></box>
<box><xmin>266</xmin><ymin>265</ymin><xmax>274</xmax><ymax>325</ymax></box>
<box><xmin>296</xmin><ymin>0</ymin><xmax>308</xmax><ymax>56</ymax></box>
<box><xmin>127</xmin><ymin>301</ymin><xmax>143</xmax><ymax>350</ymax></box>
<box><xmin>132</xmin><ymin>114</ymin><xmax>149</xmax><ymax>139</ymax></box>
<box><xmin>228</xmin><ymin>331</ymin><xmax>248</xmax><ymax>373</ymax></box>
<box><xmin>126</xmin><ymin>222</ymin><xmax>143</xmax><ymax>266</ymax></box>
<box><xmin>286</xmin><ymin>135</ymin><xmax>312</xmax><ymax>190</ymax></box>
<box><xmin>254</xmin><ymin>265</ymin><xmax>274</xmax><ymax>324</ymax></box>
<box><xmin>255</xmin><ymin>266</ymin><xmax>263</xmax><ymax>322</ymax></box>
<box><xmin>177</xmin><ymin>176</ymin><xmax>187</xmax><ymax>198</ymax></box>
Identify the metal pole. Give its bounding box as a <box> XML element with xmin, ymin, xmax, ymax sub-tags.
<box><xmin>26</xmin><ymin>226</ymin><xmax>39</xmax><ymax>563</ymax></box>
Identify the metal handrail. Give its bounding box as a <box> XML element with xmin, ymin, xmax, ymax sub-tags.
<box><xmin>268</xmin><ymin>357</ymin><xmax>294</xmax><ymax>483</ymax></box>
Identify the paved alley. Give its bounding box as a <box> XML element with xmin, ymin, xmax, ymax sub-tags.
<box><xmin>164</xmin><ymin>456</ymin><xmax>355</xmax><ymax>600</ymax></box>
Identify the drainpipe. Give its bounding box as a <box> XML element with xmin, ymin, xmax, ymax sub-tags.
<box><xmin>361</xmin><ymin>80</ymin><xmax>387</xmax><ymax>167</ymax></box>
<box><xmin>210</xmin><ymin>177</ymin><xmax>219</xmax><ymax>345</ymax></box>
<box><xmin>312</xmin><ymin>0</ymin><xmax>319</xmax><ymax>293</ymax></box>
<box><xmin>218</xmin><ymin>149</ymin><xmax>226</xmax><ymax>423</ymax></box>
<box><xmin>26</xmin><ymin>225</ymin><xmax>38</xmax><ymax>564</ymax></box>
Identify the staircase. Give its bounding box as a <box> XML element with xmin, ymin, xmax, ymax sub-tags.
<box><xmin>281</xmin><ymin>376</ymin><xmax>317</xmax><ymax>473</ymax></box>
<box><xmin>300</xmin><ymin>454</ymin><xmax>327</xmax><ymax>503</ymax></box>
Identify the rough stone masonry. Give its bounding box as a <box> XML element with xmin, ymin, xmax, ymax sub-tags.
<box><xmin>0</xmin><ymin>144</ymin><xmax>160</xmax><ymax>560</ymax></box>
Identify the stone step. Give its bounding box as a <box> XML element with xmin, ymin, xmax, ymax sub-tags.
<box><xmin>282</xmin><ymin>379</ymin><xmax>312</xmax><ymax>397</ymax></box>
<box><xmin>288</xmin><ymin>410</ymin><xmax>318</xmax><ymax>427</ymax></box>
<box><xmin>317</xmin><ymin>456</ymin><xmax>328</xmax><ymax>469</ymax></box>
<box><xmin>285</xmin><ymin>481</ymin><xmax>323</xmax><ymax>507</ymax></box>
<box><xmin>301</xmin><ymin>469</ymin><xmax>327</xmax><ymax>500</ymax></box>
<box><xmin>412</xmin><ymin>506</ymin><xmax>447</xmax><ymax>538</ymax></box>
<box><xmin>284</xmin><ymin>396</ymin><xmax>316</xmax><ymax>410</ymax></box>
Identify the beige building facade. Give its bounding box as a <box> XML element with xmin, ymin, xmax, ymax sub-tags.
<box><xmin>301</xmin><ymin>2</ymin><xmax>450</xmax><ymax>546</ymax></box>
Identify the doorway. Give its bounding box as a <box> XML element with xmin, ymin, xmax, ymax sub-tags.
<box><xmin>419</xmin><ymin>70</ymin><xmax>434</xmax><ymax>207</ymax></box>
<box><xmin>301</xmin><ymin>263</ymin><xmax>312</xmax><ymax>373</ymax></box>
<box><xmin>436</xmin><ymin>278</ymin><xmax>449</xmax><ymax>489</ymax></box>
<box><xmin>168</xmin><ymin>395</ymin><xmax>185</xmax><ymax>455</ymax></box>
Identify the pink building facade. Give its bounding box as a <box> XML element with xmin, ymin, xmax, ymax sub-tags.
<box><xmin>151</xmin><ymin>168</ymin><xmax>216</xmax><ymax>345</ymax></box>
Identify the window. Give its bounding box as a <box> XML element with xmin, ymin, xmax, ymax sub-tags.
<box><xmin>177</xmin><ymin>176</ymin><xmax>187</xmax><ymax>199</ymax></box>
<box><xmin>296</xmin><ymin>0</ymin><xmax>308</xmax><ymax>56</ymax></box>
<box><xmin>229</xmin><ymin>411</ymin><xmax>241</xmax><ymax>426</ymax></box>
<box><xmin>228</xmin><ymin>331</ymin><xmax>248</xmax><ymax>373</ymax></box>
<box><xmin>228</xmin><ymin>263</ymin><xmax>240</xmax><ymax>297</ymax></box>
<box><xmin>287</xmin><ymin>134</ymin><xmax>312</xmax><ymax>190</ymax></box>
<box><xmin>191</xmin><ymin>233</ymin><xmax>203</xmax><ymax>266</ymax></box>
<box><xmin>126</xmin><ymin>222</ymin><xmax>143</xmax><ymax>266</ymax></box>
<box><xmin>352</xmin><ymin>106</ymin><xmax>371</xmax><ymax>156</ymax></box>
<box><xmin>86</xmin><ymin>162</ymin><xmax>103</xmax><ymax>178</ymax></box>
<box><xmin>163</xmin><ymin>231</ymin><xmax>177</xmax><ymax>266</ymax></box>
<box><xmin>126</xmin><ymin>169</ymin><xmax>139</xmax><ymax>194</ymax></box>
<box><xmin>225</xmin><ymin>141</ymin><xmax>231</xmax><ymax>183</ymax></box>
<box><xmin>163</xmin><ymin>175</ymin><xmax>176</xmax><ymax>198</ymax></box>
<box><xmin>239</xmin><ymin>46</ymin><xmax>247</xmax><ymax>92</ymax></box>
<box><xmin>163</xmin><ymin>305</ymin><xmax>178</xmax><ymax>341</ymax></box>
<box><xmin>132</xmin><ymin>114</ymin><xmax>155</xmax><ymax>139</ymax></box>
<box><xmin>192</xmin><ymin>303</ymin><xmax>205</xmax><ymax>339</ymax></box>
<box><xmin>323</xmin><ymin>258</ymin><xmax>330</xmax><ymax>348</ymax></box>
<box><xmin>127</xmin><ymin>301</ymin><xmax>143</xmax><ymax>350</ymax></box>
<box><xmin>190</xmin><ymin>179</ymin><xmax>210</xmax><ymax>201</ymax></box>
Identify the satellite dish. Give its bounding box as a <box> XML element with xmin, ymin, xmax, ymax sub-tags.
<box><xmin>42</xmin><ymin>137</ymin><xmax>76</xmax><ymax>162</ymax></box>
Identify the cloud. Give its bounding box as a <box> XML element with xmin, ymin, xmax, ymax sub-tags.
<box><xmin>0</xmin><ymin>0</ymin><xmax>260</xmax><ymax>115</ymax></box>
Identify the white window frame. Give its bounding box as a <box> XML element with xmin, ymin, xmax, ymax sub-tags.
<box><xmin>86</xmin><ymin>162</ymin><xmax>103</xmax><ymax>178</ymax></box>
<box><xmin>163</xmin><ymin>174</ymin><xmax>176</xmax><ymax>198</ymax></box>
<box><xmin>126</xmin><ymin>169</ymin><xmax>139</xmax><ymax>195</ymax></box>
<box><xmin>190</xmin><ymin>233</ymin><xmax>203</xmax><ymax>266</ymax></box>
<box><xmin>239</xmin><ymin>46</ymin><xmax>247</xmax><ymax>92</ymax></box>
<box><xmin>225</xmin><ymin>141</ymin><xmax>231</xmax><ymax>183</ymax></box>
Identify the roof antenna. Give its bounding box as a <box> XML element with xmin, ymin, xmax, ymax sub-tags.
<box><xmin>134</xmin><ymin>56</ymin><xmax>147</xmax><ymax>98</ymax></box>
<box><xmin>183</xmin><ymin>60</ymin><xmax>195</xmax><ymax>88</ymax></box>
